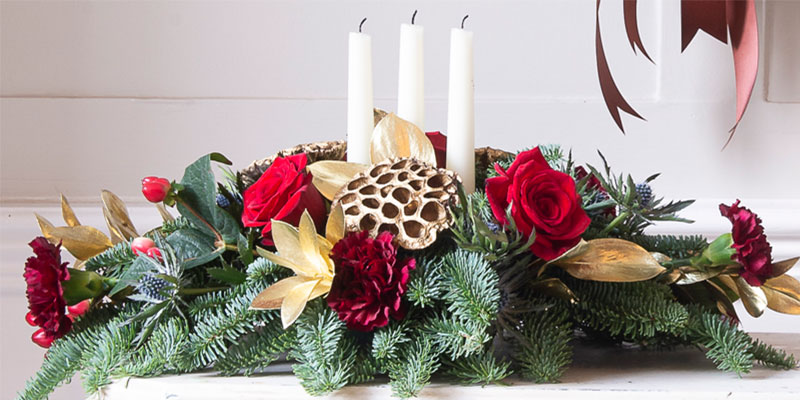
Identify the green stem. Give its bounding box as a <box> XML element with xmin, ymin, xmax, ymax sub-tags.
<box><xmin>179</xmin><ymin>287</ymin><xmax>227</xmax><ymax>296</ymax></box>
<box><xmin>176</xmin><ymin>197</ymin><xmax>224</xmax><ymax>245</ymax></box>
<box><xmin>598</xmin><ymin>211</ymin><xmax>629</xmax><ymax>237</ymax></box>
<box><xmin>661</xmin><ymin>258</ymin><xmax>692</xmax><ymax>269</ymax></box>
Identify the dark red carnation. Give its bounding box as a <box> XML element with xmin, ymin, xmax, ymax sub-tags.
<box><xmin>327</xmin><ymin>231</ymin><xmax>415</xmax><ymax>332</ymax></box>
<box><xmin>719</xmin><ymin>200</ymin><xmax>774</xmax><ymax>286</ymax></box>
<box><xmin>23</xmin><ymin>237</ymin><xmax>72</xmax><ymax>344</ymax></box>
<box><xmin>425</xmin><ymin>131</ymin><xmax>447</xmax><ymax>168</ymax></box>
<box><xmin>486</xmin><ymin>147</ymin><xmax>591</xmax><ymax>261</ymax></box>
<box><xmin>242</xmin><ymin>154</ymin><xmax>326</xmax><ymax>246</ymax></box>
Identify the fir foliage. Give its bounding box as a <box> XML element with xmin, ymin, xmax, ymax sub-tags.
<box><xmin>84</xmin><ymin>241</ymin><xmax>136</xmax><ymax>277</ymax></box>
<box><xmin>687</xmin><ymin>308</ymin><xmax>754</xmax><ymax>375</ymax></box>
<box><xmin>289</xmin><ymin>302</ymin><xmax>357</xmax><ymax>395</ymax></box>
<box><xmin>406</xmin><ymin>257</ymin><xmax>443</xmax><ymax>309</ymax></box>
<box><xmin>387</xmin><ymin>335</ymin><xmax>441</xmax><ymax>399</ymax></box>
<box><xmin>440</xmin><ymin>250</ymin><xmax>500</xmax><ymax>327</ymax></box>
<box><xmin>121</xmin><ymin>317</ymin><xmax>189</xmax><ymax>377</ymax></box>
<box><xmin>749</xmin><ymin>339</ymin><xmax>798</xmax><ymax>370</ymax></box>
<box><xmin>373</xmin><ymin>321</ymin><xmax>411</xmax><ymax>370</ymax></box>
<box><xmin>443</xmin><ymin>351</ymin><xmax>512</xmax><ymax>386</ymax></box>
<box><xmin>566</xmin><ymin>278</ymin><xmax>689</xmax><ymax>341</ymax></box>
<box><xmin>631</xmin><ymin>234</ymin><xmax>709</xmax><ymax>260</ymax></box>
<box><xmin>216</xmin><ymin>323</ymin><xmax>297</xmax><ymax>376</ymax></box>
<box><xmin>160</xmin><ymin>216</ymin><xmax>193</xmax><ymax>236</ymax></box>
<box><xmin>515</xmin><ymin>304</ymin><xmax>573</xmax><ymax>383</ymax></box>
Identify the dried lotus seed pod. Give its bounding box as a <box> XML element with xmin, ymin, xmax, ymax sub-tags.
<box><xmin>331</xmin><ymin>157</ymin><xmax>460</xmax><ymax>250</ymax></box>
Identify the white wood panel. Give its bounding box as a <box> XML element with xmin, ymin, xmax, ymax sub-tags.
<box><xmin>0</xmin><ymin>0</ymin><xmax>659</xmax><ymax>101</ymax></box>
<box><xmin>2</xmin><ymin>96</ymin><xmax>800</xmax><ymax>204</ymax></box>
<box><xmin>765</xmin><ymin>0</ymin><xmax>800</xmax><ymax>103</ymax></box>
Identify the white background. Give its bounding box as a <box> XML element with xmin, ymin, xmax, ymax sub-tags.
<box><xmin>1</xmin><ymin>1</ymin><xmax>798</xmax><ymax>399</ymax></box>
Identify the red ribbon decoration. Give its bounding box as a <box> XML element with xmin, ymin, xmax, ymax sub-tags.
<box><xmin>595</xmin><ymin>0</ymin><xmax>645</xmax><ymax>133</ymax></box>
<box><xmin>597</xmin><ymin>0</ymin><xmax>759</xmax><ymax>146</ymax></box>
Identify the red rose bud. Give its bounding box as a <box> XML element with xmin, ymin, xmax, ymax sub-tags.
<box><xmin>425</xmin><ymin>131</ymin><xmax>447</xmax><ymax>169</ymax></box>
<box><xmin>67</xmin><ymin>300</ymin><xmax>90</xmax><ymax>317</ymax></box>
<box><xmin>486</xmin><ymin>147</ymin><xmax>591</xmax><ymax>261</ymax></box>
<box><xmin>31</xmin><ymin>328</ymin><xmax>54</xmax><ymax>348</ymax></box>
<box><xmin>131</xmin><ymin>237</ymin><xmax>156</xmax><ymax>255</ymax></box>
<box><xmin>146</xmin><ymin>247</ymin><xmax>163</xmax><ymax>260</ymax></box>
<box><xmin>25</xmin><ymin>312</ymin><xmax>37</xmax><ymax>327</ymax></box>
<box><xmin>141</xmin><ymin>176</ymin><xmax>171</xmax><ymax>203</ymax></box>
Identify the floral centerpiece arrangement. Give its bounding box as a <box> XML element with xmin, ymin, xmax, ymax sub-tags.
<box><xmin>18</xmin><ymin>113</ymin><xmax>799</xmax><ymax>400</ymax></box>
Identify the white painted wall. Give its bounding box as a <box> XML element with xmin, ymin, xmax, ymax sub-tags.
<box><xmin>1</xmin><ymin>1</ymin><xmax>798</xmax><ymax>399</ymax></box>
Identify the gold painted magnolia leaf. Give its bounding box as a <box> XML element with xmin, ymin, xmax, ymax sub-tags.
<box><xmin>552</xmin><ymin>238</ymin><xmax>666</xmax><ymax>282</ymax></box>
<box><xmin>705</xmin><ymin>280</ymin><xmax>739</xmax><ymax>320</ymax></box>
<box><xmin>60</xmin><ymin>194</ymin><xmax>80</xmax><ymax>227</ymax></box>
<box><xmin>307</xmin><ymin>160</ymin><xmax>368</xmax><ymax>201</ymax></box>
<box><xmin>374</xmin><ymin>108</ymin><xmax>388</xmax><ymax>126</ymax></box>
<box><xmin>763</xmin><ymin>274</ymin><xmax>800</xmax><ymax>315</ymax></box>
<box><xmin>370</xmin><ymin>112</ymin><xmax>436</xmax><ymax>166</ymax></box>
<box><xmin>735</xmin><ymin>276</ymin><xmax>767</xmax><ymax>318</ymax></box>
<box><xmin>772</xmin><ymin>257</ymin><xmax>799</xmax><ymax>277</ymax></box>
<box><xmin>326</xmin><ymin>203</ymin><xmax>345</xmax><ymax>245</ymax></box>
<box><xmin>35</xmin><ymin>213</ymin><xmax>112</xmax><ymax>260</ymax></box>
<box><xmin>675</xmin><ymin>266</ymin><xmax>725</xmax><ymax>286</ymax></box>
<box><xmin>101</xmin><ymin>190</ymin><xmax>138</xmax><ymax>244</ymax></box>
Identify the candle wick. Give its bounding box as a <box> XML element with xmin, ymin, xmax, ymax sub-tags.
<box><xmin>461</xmin><ymin>15</ymin><xmax>469</xmax><ymax>29</ymax></box>
<box><xmin>411</xmin><ymin>10</ymin><xmax>418</xmax><ymax>25</ymax></box>
<box><xmin>359</xmin><ymin>17</ymin><xmax>367</xmax><ymax>33</ymax></box>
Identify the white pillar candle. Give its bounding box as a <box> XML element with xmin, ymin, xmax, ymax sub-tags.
<box><xmin>397</xmin><ymin>21</ymin><xmax>425</xmax><ymax>130</ymax></box>
<box><xmin>347</xmin><ymin>24</ymin><xmax>374</xmax><ymax>165</ymax></box>
<box><xmin>446</xmin><ymin>22</ymin><xmax>475</xmax><ymax>193</ymax></box>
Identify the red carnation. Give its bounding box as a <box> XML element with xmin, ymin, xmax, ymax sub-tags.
<box><xmin>242</xmin><ymin>154</ymin><xmax>326</xmax><ymax>246</ymax></box>
<box><xmin>23</xmin><ymin>237</ymin><xmax>72</xmax><ymax>344</ymax></box>
<box><xmin>327</xmin><ymin>231</ymin><xmax>415</xmax><ymax>332</ymax></box>
<box><xmin>719</xmin><ymin>200</ymin><xmax>774</xmax><ymax>286</ymax></box>
<box><xmin>486</xmin><ymin>147</ymin><xmax>591</xmax><ymax>261</ymax></box>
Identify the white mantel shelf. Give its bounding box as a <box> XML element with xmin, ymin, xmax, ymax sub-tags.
<box><xmin>94</xmin><ymin>333</ymin><xmax>799</xmax><ymax>400</ymax></box>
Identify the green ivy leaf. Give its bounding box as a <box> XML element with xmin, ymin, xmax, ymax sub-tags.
<box><xmin>207</xmin><ymin>265</ymin><xmax>248</xmax><ymax>285</ymax></box>
<box><xmin>166</xmin><ymin>228</ymin><xmax>221</xmax><ymax>269</ymax></box>
<box><xmin>177</xmin><ymin>153</ymin><xmax>240</xmax><ymax>243</ymax></box>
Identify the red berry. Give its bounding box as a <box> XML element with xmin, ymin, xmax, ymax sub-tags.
<box><xmin>141</xmin><ymin>176</ymin><xmax>171</xmax><ymax>203</ymax></box>
<box><xmin>31</xmin><ymin>329</ymin><xmax>54</xmax><ymax>348</ymax></box>
<box><xmin>67</xmin><ymin>300</ymin><xmax>91</xmax><ymax>316</ymax></box>
<box><xmin>131</xmin><ymin>237</ymin><xmax>156</xmax><ymax>255</ymax></box>
<box><xmin>146</xmin><ymin>247</ymin><xmax>163</xmax><ymax>260</ymax></box>
<box><xmin>25</xmin><ymin>312</ymin><xmax>37</xmax><ymax>327</ymax></box>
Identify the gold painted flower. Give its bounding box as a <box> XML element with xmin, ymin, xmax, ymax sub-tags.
<box><xmin>251</xmin><ymin>207</ymin><xmax>344</xmax><ymax>328</ymax></box>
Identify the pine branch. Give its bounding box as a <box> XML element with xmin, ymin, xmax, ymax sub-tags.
<box><xmin>515</xmin><ymin>304</ymin><xmax>573</xmax><ymax>383</ymax></box>
<box><xmin>84</xmin><ymin>241</ymin><xmax>136</xmax><ymax>278</ymax></box>
<box><xmin>80</xmin><ymin>320</ymin><xmax>139</xmax><ymax>393</ymax></box>
<box><xmin>373</xmin><ymin>321</ymin><xmax>411</xmax><ymax>370</ymax></box>
<box><xmin>687</xmin><ymin>308</ymin><xmax>754</xmax><ymax>376</ymax></box>
<box><xmin>388</xmin><ymin>335</ymin><xmax>441</xmax><ymax>399</ymax></box>
<box><xmin>406</xmin><ymin>256</ymin><xmax>444</xmax><ymax>309</ymax></box>
<box><xmin>440</xmin><ymin>250</ymin><xmax>500</xmax><ymax>327</ymax></box>
<box><xmin>121</xmin><ymin>317</ymin><xmax>189</xmax><ymax>377</ymax></box>
<box><xmin>749</xmin><ymin>339</ymin><xmax>798</xmax><ymax>370</ymax></box>
<box><xmin>631</xmin><ymin>234</ymin><xmax>708</xmax><ymax>260</ymax></box>
<box><xmin>215</xmin><ymin>322</ymin><xmax>297</xmax><ymax>376</ymax></box>
<box><xmin>425</xmin><ymin>315</ymin><xmax>491</xmax><ymax>359</ymax></box>
<box><xmin>289</xmin><ymin>302</ymin><xmax>356</xmax><ymax>396</ymax></box>
<box><xmin>443</xmin><ymin>351</ymin><xmax>512</xmax><ymax>386</ymax></box>
<box><xmin>566</xmin><ymin>278</ymin><xmax>690</xmax><ymax>341</ymax></box>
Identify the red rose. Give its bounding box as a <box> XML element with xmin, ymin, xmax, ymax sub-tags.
<box><xmin>242</xmin><ymin>154</ymin><xmax>326</xmax><ymax>246</ymax></box>
<box><xmin>486</xmin><ymin>147</ymin><xmax>591</xmax><ymax>261</ymax></box>
<box><xmin>23</xmin><ymin>237</ymin><xmax>72</xmax><ymax>344</ymax></box>
<box><xmin>425</xmin><ymin>131</ymin><xmax>447</xmax><ymax>168</ymax></box>
<box><xmin>327</xmin><ymin>231</ymin><xmax>415</xmax><ymax>332</ymax></box>
<box><xmin>141</xmin><ymin>176</ymin><xmax>171</xmax><ymax>203</ymax></box>
<box><xmin>719</xmin><ymin>200</ymin><xmax>774</xmax><ymax>286</ymax></box>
